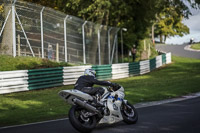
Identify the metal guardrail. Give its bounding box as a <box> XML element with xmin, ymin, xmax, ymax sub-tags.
<box><xmin>0</xmin><ymin>53</ymin><xmax>172</xmax><ymax>94</ymax></box>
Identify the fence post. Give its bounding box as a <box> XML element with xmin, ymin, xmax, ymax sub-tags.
<box><xmin>115</xmin><ymin>36</ymin><xmax>118</xmax><ymax>63</ymax></box>
<box><xmin>82</xmin><ymin>21</ymin><xmax>87</xmax><ymax>64</ymax></box>
<box><xmin>108</xmin><ymin>27</ymin><xmax>112</xmax><ymax>64</ymax></box>
<box><xmin>64</xmin><ymin>15</ymin><xmax>69</xmax><ymax>62</ymax></box>
<box><xmin>0</xmin><ymin>10</ymin><xmax>11</xmax><ymax>37</ymax></box>
<box><xmin>56</xmin><ymin>43</ymin><xmax>59</xmax><ymax>62</ymax></box>
<box><xmin>40</xmin><ymin>7</ymin><xmax>45</xmax><ymax>58</ymax></box>
<box><xmin>18</xmin><ymin>34</ymin><xmax>20</xmax><ymax>56</ymax></box>
<box><xmin>15</xmin><ymin>10</ymin><xmax>35</xmax><ymax>57</ymax></box>
<box><xmin>98</xmin><ymin>25</ymin><xmax>103</xmax><ymax>65</ymax></box>
<box><xmin>144</xmin><ymin>40</ymin><xmax>146</xmax><ymax>51</ymax></box>
<box><xmin>111</xmin><ymin>29</ymin><xmax>120</xmax><ymax>64</ymax></box>
<box><xmin>12</xmin><ymin>4</ymin><xmax>16</xmax><ymax>57</ymax></box>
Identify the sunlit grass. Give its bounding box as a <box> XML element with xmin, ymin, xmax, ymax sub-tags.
<box><xmin>190</xmin><ymin>43</ymin><xmax>200</xmax><ymax>50</ymax></box>
<box><xmin>0</xmin><ymin>55</ymin><xmax>72</xmax><ymax>71</ymax></box>
<box><xmin>0</xmin><ymin>56</ymin><xmax>200</xmax><ymax>127</ymax></box>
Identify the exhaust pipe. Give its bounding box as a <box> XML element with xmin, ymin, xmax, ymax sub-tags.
<box><xmin>73</xmin><ymin>98</ymin><xmax>103</xmax><ymax>117</ymax></box>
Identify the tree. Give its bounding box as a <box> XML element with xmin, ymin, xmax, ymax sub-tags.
<box><xmin>12</xmin><ymin>0</ymin><xmax>200</xmax><ymax>51</ymax></box>
<box><xmin>154</xmin><ymin>5</ymin><xmax>190</xmax><ymax>43</ymax></box>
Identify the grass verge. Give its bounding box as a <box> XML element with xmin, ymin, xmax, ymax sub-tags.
<box><xmin>0</xmin><ymin>56</ymin><xmax>200</xmax><ymax>127</ymax></box>
<box><xmin>0</xmin><ymin>55</ymin><xmax>72</xmax><ymax>71</ymax></box>
<box><xmin>191</xmin><ymin>43</ymin><xmax>200</xmax><ymax>50</ymax></box>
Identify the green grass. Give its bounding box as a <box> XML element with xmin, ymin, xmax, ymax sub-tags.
<box><xmin>191</xmin><ymin>43</ymin><xmax>200</xmax><ymax>50</ymax></box>
<box><xmin>0</xmin><ymin>56</ymin><xmax>200</xmax><ymax>127</ymax></box>
<box><xmin>0</xmin><ymin>55</ymin><xmax>72</xmax><ymax>71</ymax></box>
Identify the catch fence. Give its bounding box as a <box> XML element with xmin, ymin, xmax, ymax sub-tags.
<box><xmin>0</xmin><ymin>0</ymin><xmax>120</xmax><ymax>65</ymax></box>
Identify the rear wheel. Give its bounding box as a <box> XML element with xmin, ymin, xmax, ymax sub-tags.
<box><xmin>69</xmin><ymin>105</ymin><xmax>97</xmax><ymax>133</ymax></box>
<box><xmin>121</xmin><ymin>101</ymin><xmax>138</xmax><ymax>124</ymax></box>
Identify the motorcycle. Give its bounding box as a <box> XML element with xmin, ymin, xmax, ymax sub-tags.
<box><xmin>59</xmin><ymin>85</ymin><xmax>138</xmax><ymax>133</ymax></box>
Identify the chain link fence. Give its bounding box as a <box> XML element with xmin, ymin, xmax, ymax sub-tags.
<box><xmin>0</xmin><ymin>0</ymin><xmax>120</xmax><ymax>65</ymax></box>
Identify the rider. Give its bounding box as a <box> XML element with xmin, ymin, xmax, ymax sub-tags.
<box><xmin>74</xmin><ymin>69</ymin><xmax>118</xmax><ymax>100</ymax></box>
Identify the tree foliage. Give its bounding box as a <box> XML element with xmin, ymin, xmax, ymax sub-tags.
<box><xmin>21</xmin><ymin>0</ymin><xmax>200</xmax><ymax>46</ymax></box>
<box><xmin>155</xmin><ymin>6</ymin><xmax>190</xmax><ymax>43</ymax></box>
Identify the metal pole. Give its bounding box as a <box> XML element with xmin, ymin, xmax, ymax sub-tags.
<box><xmin>82</xmin><ymin>21</ymin><xmax>87</xmax><ymax>64</ymax></box>
<box><xmin>15</xmin><ymin>10</ymin><xmax>35</xmax><ymax>57</ymax></box>
<box><xmin>108</xmin><ymin>27</ymin><xmax>112</xmax><ymax>64</ymax></box>
<box><xmin>64</xmin><ymin>15</ymin><xmax>69</xmax><ymax>62</ymax></box>
<box><xmin>111</xmin><ymin>34</ymin><xmax>117</xmax><ymax>64</ymax></box>
<box><xmin>12</xmin><ymin>5</ymin><xmax>16</xmax><ymax>57</ymax></box>
<box><xmin>0</xmin><ymin>10</ymin><xmax>11</xmax><ymax>37</ymax></box>
<box><xmin>40</xmin><ymin>7</ymin><xmax>45</xmax><ymax>58</ymax></box>
<box><xmin>111</xmin><ymin>29</ymin><xmax>120</xmax><ymax>64</ymax></box>
<box><xmin>121</xmin><ymin>29</ymin><xmax>124</xmax><ymax>63</ymax></box>
<box><xmin>98</xmin><ymin>25</ymin><xmax>103</xmax><ymax>65</ymax></box>
<box><xmin>116</xmin><ymin>35</ymin><xmax>118</xmax><ymax>63</ymax></box>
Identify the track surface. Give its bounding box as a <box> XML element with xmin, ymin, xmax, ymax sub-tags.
<box><xmin>1</xmin><ymin>97</ymin><xmax>200</xmax><ymax>133</ymax></box>
<box><xmin>156</xmin><ymin>44</ymin><xmax>200</xmax><ymax>59</ymax></box>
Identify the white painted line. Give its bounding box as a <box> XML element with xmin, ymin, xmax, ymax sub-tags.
<box><xmin>0</xmin><ymin>118</ymin><xmax>68</xmax><ymax>130</ymax></box>
<box><xmin>184</xmin><ymin>45</ymin><xmax>200</xmax><ymax>52</ymax></box>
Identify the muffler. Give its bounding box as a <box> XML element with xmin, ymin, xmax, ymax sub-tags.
<box><xmin>73</xmin><ymin>98</ymin><xmax>103</xmax><ymax>117</ymax></box>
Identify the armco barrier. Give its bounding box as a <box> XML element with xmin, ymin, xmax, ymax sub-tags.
<box><xmin>162</xmin><ymin>54</ymin><xmax>166</xmax><ymax>64</ymax></box>
<box><xmin>92</xmin><ymin>65</ymin><xmax>112</xmax><ymax>80</ymax></box>
<box><xmin>140</xmin><ymin>60</ymin><xmax>150</xmax><ymax>75</ymax></box>
<box><xmin>63</xmin><ymin>65</ymin><xmax>91</xmax><ymax>85</ymax></box>
<box><xmin>150</xmin><ymin>58</ymin><xmax>156</xmax><ymax>71</ymax></box>
<box><xmin>166</xmin><ymin>53</ymin><xmax>171</xmax><ymax>64</ymax></box>
<box><xmin>156</xmin><ymin>55</ymin><xmax>162</xmax><ymax>68</ymax></box>
<box><xmin>0</xmin><ymin>70</ymin><xmax>29</xmax><ymax>94</ymax></box>
<box><xmin>0</xmin><ymin>53</ymin><xmax>171</xmax><ymax>94</ymax></box>
<box><xmin>112</xmin><ymin>63</ymin><xmax>129</xmax><ymax>79</ymax></box>
<box><xmin>28</xmin><ymin>67</ymin><xmax>64</xmax><ymax>90</ymax></box>
<box><xmin>129</xmin><ymin>62</ymin><xmax>140</xmax><ymax>76</ymax></box>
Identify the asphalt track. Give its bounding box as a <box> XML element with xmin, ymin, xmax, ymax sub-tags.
<box><xmin>156</xmin><ymin>44</ymin><xmax>200</xmax><ymax>59</ymax></box>
<box><xmin>1</xmin><ymin>97</ymin><xmax>200</xmax><ymax>133</ymax></box>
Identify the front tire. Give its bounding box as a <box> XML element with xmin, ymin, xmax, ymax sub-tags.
<box><xmin>121</xmin><ymin>101</ymin><xmax>138</xmax><ymax>124</ymax></box>
<box><xmin>69</xmin><ymin>105</ymin><xmax>97</xmax><ymax>133</ymax></box>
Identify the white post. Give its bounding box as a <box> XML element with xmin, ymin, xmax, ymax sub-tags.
<box><xmin>98</xmin><ymin>25</ymin><xmax>103</xmax><ymax>65</ymax></box>
<box><xmin>12</xmin><ymin>5</ymin><xmax>16</xmax><ymax>57</ymax></box>
<box><xmin>120</xmin><ymin>28</ymin><xmax>127</xmax><ymax>63</ymax></box>
<box><xmin>108</xmin><ymin>27</ymin><xmax>112</xmax><ymax>64</ymax></box>
<box><xmin>111</xmin><ymin>34</ymin><xmax>117</xmax><ymax>64</ymax></box>
<box><xmin>116</xmin><ymin>36</ymin><xmax>118</xmax><ymax>63</ymax></box>
<box><xmin>18</xmin><ymin>34</ymin><xmax>20</xmax><ymax>56</ymax></box>
<box><xmin>121</xmin><ymin>29</ymin><xmax>123</xmax><ymax>62</ymax></box>
<box><xmin>82</xmin><ymin>21</ymin><xmax>87</xmax><ymax>64</ymax></box>
<box><xmin>111</xmin><ymin>29</ymin><xmax>120</xmax><ymax>64</ymax></box>
<box><xmin>64</xmin><ymin>15</ymin><xmax>69</xmax><ymax>62</ymax></box>
<box><xmin>56</xmin><ymin>43</ymin><xmax>59</xmax><ymax>62</ymax></box>
<box><xmin>40</xmin><ymin>7</ymin><xmax>45</xmax><ymax>58</ymax></box>
<box><xmin>0</xmin><ymin>10</ymin><xmax>11</xmax><ymax>37</ymax></box>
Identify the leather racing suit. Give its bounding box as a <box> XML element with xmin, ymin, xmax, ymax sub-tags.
<box><xmin>74</xmin><ymin>75</ymin><xmax>113</xmax><ymax>96</ymax></box>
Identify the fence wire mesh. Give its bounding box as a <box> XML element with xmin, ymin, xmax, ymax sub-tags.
<box><xmin>0</xmin><ymin>0</ymin><xmax>120</xmax><ymax>65</ymax></box>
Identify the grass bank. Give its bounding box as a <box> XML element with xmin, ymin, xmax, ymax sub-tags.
<box><xmin>0</xmin><ymin>55</ymin><xmax>72</xmax><ymax>71</ymax></box>
<box><xmin>191</xmin><ymin>43</ymin><xmax>200</xmax><ymax>50</ymax></box>
<box><xmin>0</xmin><ymin>56</ymin><xmax>200</xmax><ymax>127</ymax></box>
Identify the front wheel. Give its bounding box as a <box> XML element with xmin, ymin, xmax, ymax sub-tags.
<box><xmin>69</xmin><ymin>105</ymin><xmax>97</xmax><ymax>133</ymax></box>
<box><xmin>121</xmin><ymin>101</ymin><xmax>138</xmax><ymax>124</ymax></box>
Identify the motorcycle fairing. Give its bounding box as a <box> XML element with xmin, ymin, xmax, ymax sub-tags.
<box><xmin>59</xmin><ymin>89</ymin><xmax>94</xmax><ymax>105</ymax></box>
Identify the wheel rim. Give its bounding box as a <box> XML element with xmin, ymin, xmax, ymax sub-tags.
<box><xmin>124</xmin><ymin>104</ymin><xmax>135</xmax><ymax>117</ymax></box>
<box><xmin>74</xmin><ymin>108</ymin><xmax>94</xmax><ymax>126</ymax></box>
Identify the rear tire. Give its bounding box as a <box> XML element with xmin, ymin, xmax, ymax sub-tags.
<box><xmin>69</xmin><ymin>105</ymin><xmax>97</xmax><ymax>133</ymax></box>
<box><xmin>121</xmin><ymin>101</ymin><xmax>138</xmax><ymax>124</ymax></box>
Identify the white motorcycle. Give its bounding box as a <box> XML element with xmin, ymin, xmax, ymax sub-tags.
<box><xmin>59</xmin><ymin>85</ymin><xmax>138</xmax><ymax>133</ymax></box>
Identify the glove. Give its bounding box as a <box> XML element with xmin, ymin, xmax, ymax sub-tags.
<box><xmin>111</xmin><ymin>83</ymin><xmax>120</xmax><ymax>91</ymax></box>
